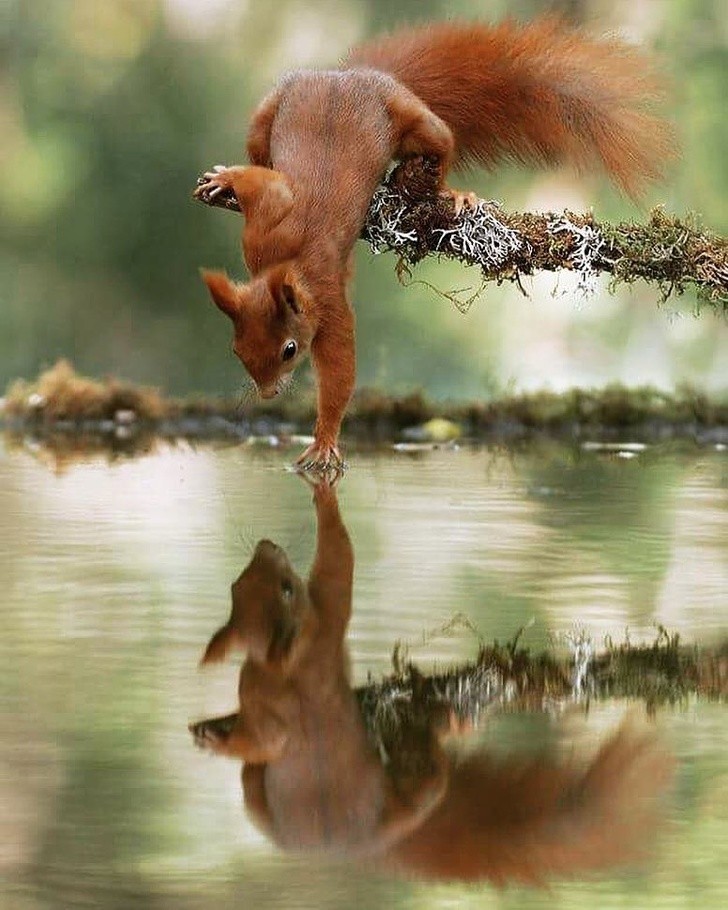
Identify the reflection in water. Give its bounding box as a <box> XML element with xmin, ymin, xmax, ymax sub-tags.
<box><xmin>191</xmin><ymin>477</ymin><xmax>447</xmax><ymax>856</ymax></box>
<box><xmin>190</xmin><ymin>475</ymin><xmax>674</xmax><ymax>885</ymax></box>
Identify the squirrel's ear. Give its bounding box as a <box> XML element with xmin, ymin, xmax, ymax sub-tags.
<box><xmin>200</xmin><ymin>269</ymin><xmax>241</xmax><ymax>321</ymax></box>
<box><xmin>280</xmin><ymin>283</ymin><xmax>299</xmax><ymax>314</ymax></box>
<box><xmin>271</xmin><ymin>280</ymin><xmax>300</xmax><ymax>317</ymax></box>
<box><xmin>266</xmin><ymin>614</ymin><xmax>299</xmax><ymax>665</ymax></box>
<box><xmin>199</xmin><ymin>622</ymin><xmax>244</xmax><ymax>666</ymax></box>
<box><xmin>269</xmin><ymin>270</ymin><xmax>302</xmax><ymax>318</ymax></box>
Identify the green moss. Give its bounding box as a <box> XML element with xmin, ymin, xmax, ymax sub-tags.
<box><xmin>600</xmin><ymin>209</ymin><xmax>728</xmax><ymax>309</ymax></box>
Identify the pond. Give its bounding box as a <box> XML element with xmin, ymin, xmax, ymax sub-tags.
<box><xmin>1</xmin><ymin>439</ymin><xmax>726</xmax><ymax>909</ymax></box>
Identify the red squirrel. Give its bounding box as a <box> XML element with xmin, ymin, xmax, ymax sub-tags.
<box><xmin>189</xmin><ymin>477</ymin><xmax>673</xmax><ymax>881</ymax></box>
<box><xmin>190</xmin><ymin>477</ymin><xmax>448</xmax><ymax>855</ymax></box>
<box><xmin>195</xmin><ymin>18</ymin><xmax>674</xmax><ymax>469</ymax></box>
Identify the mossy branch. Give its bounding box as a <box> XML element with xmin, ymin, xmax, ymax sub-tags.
<box><xmin>194</xmin><ymin>159</ymin><xmax>728</xmax><ymax>310</ymax></box>
<box><xmin>190</xmin><ymin>629</ymin><xmax>727</xmax><ymax>757</ymax></box>
<box><xmin>364</xmin><ymin>159</ymin><xmax>728</xmax><ymax>310</ymax></box>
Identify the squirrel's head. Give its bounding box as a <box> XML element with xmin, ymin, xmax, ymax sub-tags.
<box><xmin>200</xmin><ymin>539</ymin><xmax>311</xmax><ymax>668</ymax></box>
<box><xmin>201</xmin><ymin>265</ymin><xmax>313</xmax><ymax>399</ymax></box>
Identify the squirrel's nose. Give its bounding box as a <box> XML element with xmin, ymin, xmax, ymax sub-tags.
<box><xmin>258</xmin><ymin>384</ymin><xmax>278</xmax><ymax>399</ymax></box>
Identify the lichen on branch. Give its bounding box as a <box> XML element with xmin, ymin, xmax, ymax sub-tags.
<box><xmin>361</xmin><ymin>159</ymin><xmax>728</xmax><ymax>310</ymax></box>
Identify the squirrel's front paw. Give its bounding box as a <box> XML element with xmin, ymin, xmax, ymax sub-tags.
<box><xmin>193</xmin><ymin>164</ymin><xmax>239</xmax><ymax>205</ymax></box>
<box><xmin>190</xmin><ymin>727</ymin><xmax>225</xmax><ymax>753</ymax></box>
<box><xmin>295</xmin><ymin>439</ymin><xmax>347</xmax><ymax>475</ymax></box>
<box><xmin>189</xmin><ymin>716</ymin><xmax>234</xmax><ymax>754</ymax></box>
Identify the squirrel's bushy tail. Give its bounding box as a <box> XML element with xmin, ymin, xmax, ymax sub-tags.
<box><xmin>389</xmin><ymin>722</ymin><xmax>674</xmax><ymax>885</ymax></box>
<box><xmin>345</xmin><ymin>18</ymin><xmax>676</xmax><ymax>198</ymax></box>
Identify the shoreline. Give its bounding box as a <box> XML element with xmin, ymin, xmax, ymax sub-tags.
<box><xmin>2</xmin><ymin>361</ymin><xmax>727</xmax><ymax>461</ymax></box>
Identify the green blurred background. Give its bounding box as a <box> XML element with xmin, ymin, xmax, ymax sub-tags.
<box><xmin>1</xmin><ymin>0</ymin><xmax>726</xmax><ymax>400</ymax></box>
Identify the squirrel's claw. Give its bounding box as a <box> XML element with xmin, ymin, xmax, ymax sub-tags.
<box><xmin>295</xmin><ymin>440</ymin><xmax>347</xmax><ymax>476</ymax></box>
<box><xmin>440</xmin><ymin>187</ymin><xmax>479</xmax><ymax>218</ymax></box>
<box><xmin>296</xmin><ymin>469</ymin><xmax>342</xmax><ymax>493</ymax></box>
<box><xmin>193</xmin><ymin>165</ymin><xmax>235</xmax><ymax>202</ymax></box>
<box><xmin>189</xmin><ymin>721</ymin><xmax>227</xmax><ymax>753</ymax></box>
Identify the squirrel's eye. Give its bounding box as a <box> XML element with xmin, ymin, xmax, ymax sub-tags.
<box><xmin>281</xmin><ymin>579</ymin><xmax>293</xmax><ymax>599</ymax></box>
<box><xmin>282</xmin><ymin>340</ymin><xmax>297</xmax><ymax>362</ymax></box>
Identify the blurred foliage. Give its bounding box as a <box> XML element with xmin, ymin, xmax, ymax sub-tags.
<box><xmin>1</xmin><ymin>0</ymin><xmax>726</xmax><ymax>398</ymax></box>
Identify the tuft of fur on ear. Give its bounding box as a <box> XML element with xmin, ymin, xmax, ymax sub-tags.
<box><xmin>266</xmin><ymin>613</ymin><xmax>300</xmax><ymax>665</ymax></box>
<box><xmin>200</xmin><ymin>269</ymin><xmax>241</xmax><ymax>321</ymax></box>
<box><xmin>279</xmin><ymin>283</ymin><xmax>300</xmax><ymax>314</ymax></box>
<box><xmin>269</xmin><ymin>270</ymin><xmax>302</xmax><ymax>319</ymax></box>
<box><xmin>199</xmin><ymin>622</ymin><xmax>244</xmax><ymax>666</ymax></box>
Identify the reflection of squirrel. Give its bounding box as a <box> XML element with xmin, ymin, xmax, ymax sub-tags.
<box><xmin>190</xmin><ymin>478</ymin><xmax>673</xmax><ymax>882</ymax></box>
<box><xmin>196</xmin><ymin>19</ymin><xmax>674</xmax><ymax>469</ymax></box>
<box><xmin>190</xmin><ymin>479</ymin><xmax>448</xmax><ymax>854</ymax></box>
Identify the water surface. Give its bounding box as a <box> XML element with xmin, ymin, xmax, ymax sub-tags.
<box><xmin>1</xmin><ymin>440</ymin><xmax>726</xmax><ymax>908</ymax></box>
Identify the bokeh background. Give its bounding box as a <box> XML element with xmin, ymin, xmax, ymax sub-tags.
<box><xmin>2</xmin><ymin>6</ymin><xmax>727</xmax><ymax>905</ymax></box>
<box><xmin>1</xmin><ymin>0</ymin><xmax>726</xmax><ymax>400</ymax></box>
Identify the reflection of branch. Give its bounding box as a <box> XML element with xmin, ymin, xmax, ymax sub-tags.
<box><xmin>189</xmin><ymin>633</ymin><xmax>726</xmax><ymax>750</ymax></box>
<box><xmin>194</xmin><ymin>159</ymin><xmax>728</xmax><ymax>309</ymax></box>
<box><xmin>361</xmin><ymin>630</ymin><xmax>727</xmax><ymax>728</ymax></box>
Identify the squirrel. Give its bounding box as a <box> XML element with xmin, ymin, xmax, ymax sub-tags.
<box><xmin>195</xmin><ymin>18</ymin><xmax>675</xmax><ymax>470</ymax></box>
<box><xmin>189</xmin><ymin>475</ymin><xmax>673</xmax><ymax>881</ymax></box>
<box><xmin>190</xmin><ymin>476</ymin><xmax>448</xmax><ymax>855</ymax></box>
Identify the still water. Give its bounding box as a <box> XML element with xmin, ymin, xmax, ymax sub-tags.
<box><xmin>1</xmin><ymin>439</ymin><xmax>726</xmax><ymax>908</ymax></box>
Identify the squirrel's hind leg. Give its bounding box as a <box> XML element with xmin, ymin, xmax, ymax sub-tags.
<box><xmin>386</xmin><ymin>87</ymin><xmax>478</xmax><ymax>215</ymax></box>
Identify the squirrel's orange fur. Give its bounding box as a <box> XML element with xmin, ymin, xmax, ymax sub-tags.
<box><xmin>196</xmin><ymin>18</ymin><xmax>675</xmax><ymax>469</ymax></box>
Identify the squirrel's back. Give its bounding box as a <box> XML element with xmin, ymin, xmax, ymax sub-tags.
<box><xmin>345</xmin><ymin>18</ymin><xmax>676</xmax><ymax>197</ymax></box>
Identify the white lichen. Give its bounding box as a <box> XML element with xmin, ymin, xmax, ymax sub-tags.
<box><xmin>364</xmin><ymin>184</ymin><xmax>419</xmax><ymax>254</ymax></box>
<box><xmin>431</xmin><ymin>199</ymin><xmax>524</xmax><ymax>271</ymax></box>
<box><xmin>546</xmin><ymin>213</ymin><xmax>615</xmax><ymax>299</ymax></box>
<box><xmin>364</xmin><ymin>183</ymin><xmax>524</xmax><ymax>276</ymax></box>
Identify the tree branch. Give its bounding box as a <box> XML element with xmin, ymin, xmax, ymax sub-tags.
<box><xmin>194</xmin><ymin>159</ymin><xmax>728</xmax><ymax>310</ymax></box>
